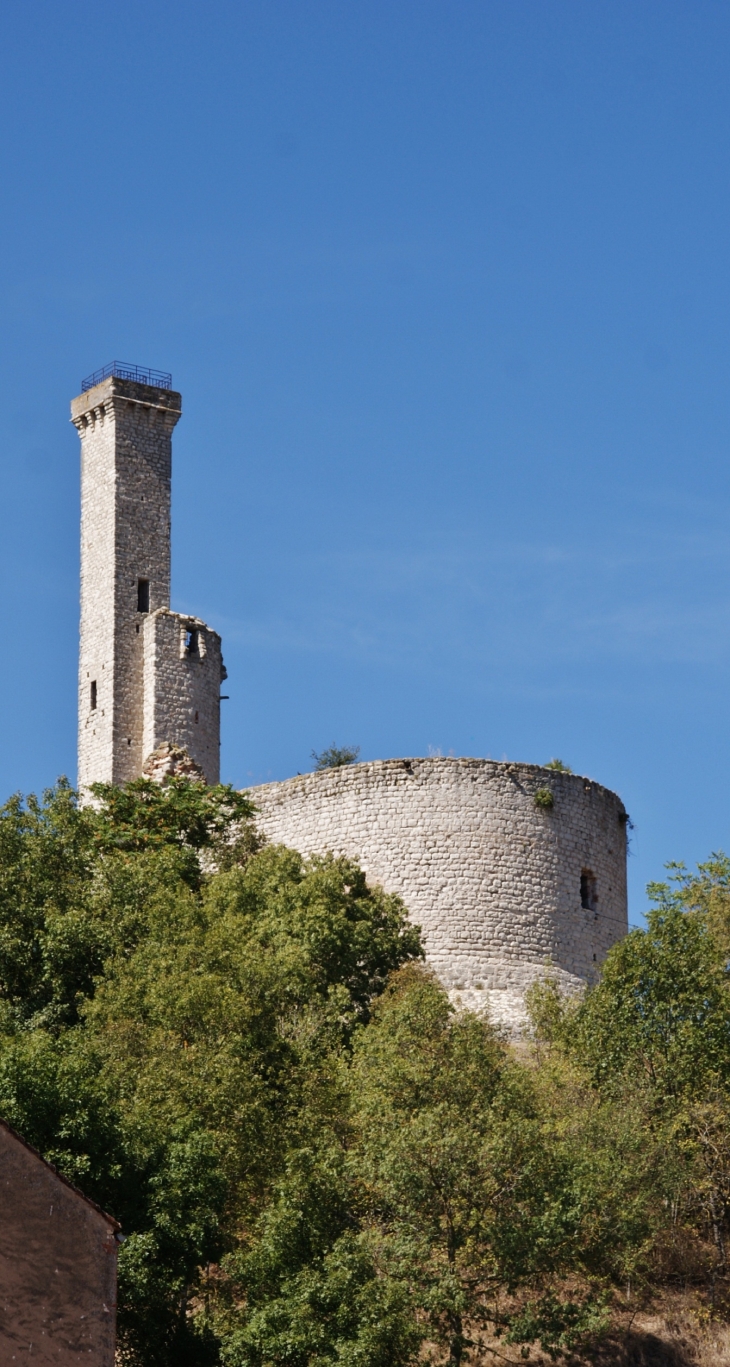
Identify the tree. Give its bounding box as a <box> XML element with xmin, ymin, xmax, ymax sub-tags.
<box><xmin>348</xmin><ymin>967</ymin><xmax>644</xmax><ymax>1362</ymax></box>
<box><xmin>219</xmin><ymin>968</ymin><xmax>653</xmax><ymax>1366</ymax></box>
<box><xmin>0</xmin><ymin>782</ymin><xmax>420</xmax><ymax>1366</ymax></box>
<box><xmin>648</xmin><ymin>853</ymin><xmax>730</xmax><ymax>960</ymax></box>
<box><xmin>6</xmin><ymin>780</ymin><xmax>730</xmax><ymax>1362</ymax></box>
<box><xmin>565</xmin><ymin>905</ymin><xmax>730</xmax><ymax>1104</ymax></box>
<box><xmin>311</xmin><ymin>745</ymin><xmax>360</xmax><ymax>771</ymax></box>
<box><xmin>528</xmin><ymin>867</ymin><xmax>730</xmax><ymax>1298</ymax></box>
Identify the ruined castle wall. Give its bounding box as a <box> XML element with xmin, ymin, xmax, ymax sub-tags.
<box><xmin>143</xmin><ymin>609</ymin><xmax>225</xmax><ymax>784</ymax></box>
<box><xmin>249</xmin><ymin>758</ymin><xmax>628</xmax><ymax>1027</ymax></box>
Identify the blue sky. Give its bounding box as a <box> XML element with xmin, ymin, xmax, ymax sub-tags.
<box><xmin>1</xmin><ymin>1</ymin><xmax>730</xmax><ymax>922</ymax></box>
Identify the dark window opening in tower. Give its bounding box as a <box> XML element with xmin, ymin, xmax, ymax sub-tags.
<box><xmin>90</xmin><ymin>680</ymin><xmax>97</xmax><ymax>711</ymax></box>
<box><xmin>185</xmin><ymin>629</ymin><xmax>199</xmax><ymax>656</ymax></box>
<box><xmin>137</xmin><ymin>578</ymin><xmax>150</xmax><ymax>613</ymax></box>
<box><xmin>580</xmin><ymin>870</ymin><xmax>598</xmax><ymax>911</ymax></box>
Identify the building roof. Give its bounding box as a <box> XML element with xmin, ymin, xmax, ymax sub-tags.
<box><xmin>0</xmin><ymin>1117</ymin><xmax>121</xmax><ymax>1232</ymax></box>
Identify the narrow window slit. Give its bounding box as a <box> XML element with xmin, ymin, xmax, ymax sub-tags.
<box><xmin>580</xmin><ymin>870</ymin><xmax>598</xmax><ymax>912</ymax></box>
<box><xmin>137</xmin><ymin>578</ymin><xmax>150</xmax><ymax>613</ymax></box>
<box><xmin>90</xmin><ymin>681</ymin><xmax>97</xmax><ymax>711</ymax></box>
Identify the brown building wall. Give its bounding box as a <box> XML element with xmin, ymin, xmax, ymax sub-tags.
<box><xmin>0</xmin><ymin>1121</ymin><xmax>118</xmax><ymax>1364</ymax></box>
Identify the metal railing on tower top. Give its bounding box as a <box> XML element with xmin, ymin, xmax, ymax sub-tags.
<box><xmin>81</xmin><ymin>361</ymin><xmax>173</xmax><ymax>393</ymax></box>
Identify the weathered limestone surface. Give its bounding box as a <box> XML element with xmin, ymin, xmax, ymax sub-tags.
<box><xmin>249</xmin><ymin>758</ymin><xmax>629</xmax><ymax>1028</ymax></box>
<box><xmin>143</xmin><ymin>610</ymin><xmax>225</xmax><ymax>785</ymax></box>
<box><xmin>72</xmin><ymin>375</ymin><xmax>225</xmax><ymax>788</ymax></box>
<box><xmin>142</xmin><ymin>742</ymin><xmax>206</xmax><ymax>783</ymax></box>
<box><xmin>73</xmin><ymin>376</ymin><xmax>180</xmax><ymax>787</ymax></box>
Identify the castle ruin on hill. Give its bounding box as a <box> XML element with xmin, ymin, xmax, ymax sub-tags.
<box><xmin>72</xmin><ymin>364</ymin><xmax>628</xmax><ymax>1028</ymax></box>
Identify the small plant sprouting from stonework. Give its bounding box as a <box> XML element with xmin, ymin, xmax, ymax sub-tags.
<box><xmin>534</xmin><ymin>787</ymin><xmax>555</xmax><ymax>810</ymax></box>
<box><xmin>545</xmin><ymin>758</ymin><xmax>572</xmax><ymax>773</ymax></box>
<box><xmin>311</xmin><ymin>743</ymin><xmax>361</xmax><ymax>771</ymax></box>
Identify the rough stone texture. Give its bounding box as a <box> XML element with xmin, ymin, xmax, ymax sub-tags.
<box><xmin>73</xmin><ymin>376</ymin><xmax>180</xmax><ymax>787</ymax></box>
<box><xmin>249</xmin><ymin>758</ymin><xmax>629</xmax><ymax>1029</ymax></box>
<box><xmin>143</xmin><ymin>610</ymin><xmax>225</xmax><ymax>784</ymax></box>
<box><xmin>142</xmin><ymin>742</ymin><xmax>207</xmax><ymax>783</ymax></box>
<box><xmin>0</xmin><ymin>1118</ymin><xmax>118</xmax><ymax>1363</ymax></box>
<box><xmin>72</xmin><ymin>376</ymin><xmax>225</xmax><ymax>790</ymax></box>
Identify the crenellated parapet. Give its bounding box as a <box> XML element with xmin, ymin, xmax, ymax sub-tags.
<box><xmin>71</xmin><ymin>376</ymin><xmax>182</xmax><ymax>438</ymax></box>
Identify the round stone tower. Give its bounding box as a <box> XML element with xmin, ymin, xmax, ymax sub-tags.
<box><xmin>249</xmin><ymin>757</ymin><xmax>629</xmax><ymax>1029</ymax></box>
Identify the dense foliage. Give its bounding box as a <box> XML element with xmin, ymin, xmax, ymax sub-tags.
<box><xmin>1</xmin><ymin>782</ymin><xmax>730</xmax><ymax>1363</ymax></box>
<box><xmin>528</xmin><ymin>856</ymin><xmax>730</xmax><ymax>1311</ymax></box>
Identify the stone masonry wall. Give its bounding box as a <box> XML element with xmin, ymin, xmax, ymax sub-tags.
<box><xmin>74</xmin><ymin>385</ymin><xmax>117</xmax><ymax>788</ymax></box>
<box><xmin>249</xmin><ymin>758</ymin><xmax>629</xmax><ymax>1028</ymax></box>
<box><xmin>143</xmin><ymin>609</ymin><xmax>225</xmax><ymax>784</ymax></box>
<box><xmin>72</xmin><ymin>377</ymin><xmax>181</xmax><ymax>788</ymax></box>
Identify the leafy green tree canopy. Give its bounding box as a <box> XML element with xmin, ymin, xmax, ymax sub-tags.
<box><xmin>5</xmin><ymin>781</ymin><xmax>730</xmax><ymax>1364</ymax></box>
<box><xmin>0</xmin><ymin>779</ymin><xmax>421</xmax><ymax>1365</ymax></box>
<box><xmin>550</xmin><ymin>882</ymin><xmax>730</xmax><ymax>1104</ymax></box>
<box><xmin>311</xmin><ymin>745</ymin><xmax>360</xmax><ymax>771</ymax></box>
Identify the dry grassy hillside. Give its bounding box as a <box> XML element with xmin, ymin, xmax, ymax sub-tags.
<box><xmin>465</xmin><ymin>1291</ymin><xmax>730</xmax><ymax>1365</ymax></box>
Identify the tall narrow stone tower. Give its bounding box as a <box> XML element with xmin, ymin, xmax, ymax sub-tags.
<box><xmin>71</xmin><ymin>364</ymin><xmax>225</xmax><ymax>790</ymax></box>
